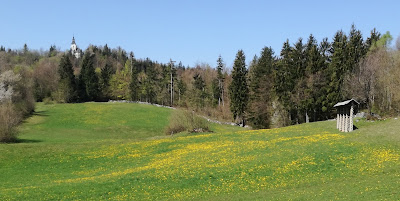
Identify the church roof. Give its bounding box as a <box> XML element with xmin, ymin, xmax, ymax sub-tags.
<box><xmin>71</xmin><ymin>36</ymin><xmax>76</xmax><ymax>45</ymax></box>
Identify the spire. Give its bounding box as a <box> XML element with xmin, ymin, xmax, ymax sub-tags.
<box><xmin>71</xmin><ymin>36</ymin><xmax>76</xmax><ymax>45</ymax></box>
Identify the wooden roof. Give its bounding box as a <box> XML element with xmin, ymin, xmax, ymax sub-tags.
<box><xmin>333</xmin><ymin>99</ymin><xmax>359</xmax><ymax>107</ymax></box>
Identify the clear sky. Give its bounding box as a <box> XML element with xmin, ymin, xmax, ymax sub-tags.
<box><xmin>1</xmin><ymin>0</ymin><xmax>399</xmax><ymax>67</ymax></box>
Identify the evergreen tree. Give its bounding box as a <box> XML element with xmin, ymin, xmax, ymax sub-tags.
<box><xmin>347</xmin><ymin>24</ymin><xmax>366</xmax><ymax>72</ymax></box>
<box><xmin>48</xmin><ymin>45</ymin><xmax>57</xmax><ymax>57</ymax></box>
<box><xmin>292</xmin><ymin>38</ymin><xmax>306</xmax><ymax>79</ymax></box>
<box><xmin>211</xmin><ymin>78</ymin><xmax>220</xmax><ymax>106</ymax></box>
<box><xmin>325</xmin><ymin>30</ymin><xmax>348</xmax><ymax>116</ymax></box>
<box><xmin>100</xmin><ymin>62</ymin><xmax>113</xmax><ymax>100</ymax></box>
<box><xmin>129</xmin><ymin>60</ymin><xmax>139</xmax><ymax>101</ymax></box>
<box><xmin>302</xmin><ymin>34</ymin><xmax>325</xmax><ymax>122</ymax></box>
<box><xmin>192</xmin><ymin>73</ymin><xmax>207</xmax><ymax>108</ymax></box>
<box><xmin>78</xmin><ymin>53</ymin><xmax>99</xmax><ymax>101</ymax></box>
<box><xmin>176</xmin><ymin>77</ymin><xmax>186</xmax><ymax>104</ymax></box>
<box><xmin>275</xmin><ymin>40</ymin><xmax>294</xmax><ymax>112</ymax></box>
<box><xmin>177</xmin><ymin>61</ymin><xmax>185</xmax><ymax>70</ymax></box>
<box><xmin>103</xmin><ymin>44</ymin><xmax>111</xmax><ymax>57</ymax></box>
<box><xmin>58</xmin><ymin>54</ymin><xmax>77</xmax><ymax>102</ymax></box>
<box><xmin>365</xmin><ymin>28</ymin><xmax>381</xmax><ymax>51</ymax></box>
<box><xmin>229</xmin><ymin>50</ymin><xmax>249</xmax><ymax>126</ymax></box>
<box><xmin>216</xmin><ymin>55</ymin><xmax>225</xmax><ymax>106</ymax></box>
<box><xmin>143</xmin><ymin>62</ymin><xmax>157</xmax><ymax>103</ymax></box>
<box><xmin>23</xmin><ymin>43</ymin><xmax>28</xmax><ymax>55</ymax></box>
<box><xmin>248</xmin><ymin>47</ymin><xmax>275</xmax><ymax>128</ymax></box>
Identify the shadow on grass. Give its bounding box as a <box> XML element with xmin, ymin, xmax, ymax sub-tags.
<box><xmin>1</xmin><ymin>138</ymin><xmax>42</xmax><ymax>144</ymax></box>
<box><xmin>31</xmin><ymin>110</ymin><xmax>49</xmax><ymax>117</ymax></box>
<box><xmin>14</xmin><ymin>139</ymin><xmax>42</xmax><ymax>143</ymax></box>
<box><xmin>20</xmin><ymin>110</ymin><xmax>49</xmax><ymax>125</ymax></box>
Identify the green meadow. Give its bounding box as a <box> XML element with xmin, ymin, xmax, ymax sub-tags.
<box><xmin>1</xmin><ymin>103</ymin><xmax>400</xmax><ymax>200</ymax></box>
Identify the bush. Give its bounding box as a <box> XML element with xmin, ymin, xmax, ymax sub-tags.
<box><xmin>0</xmin><ymin>103</ymin><xmax>21</xmax><ymax>143</ymax></box>
<box><xmin>165</xmin><ymin>110</ymin><xmax>210</xmax><ymax>135</ymax></box>
<box><xmin>43</xmin><ymin>97</ymin><xmax>54</xmax><ymax>105</ymax></box>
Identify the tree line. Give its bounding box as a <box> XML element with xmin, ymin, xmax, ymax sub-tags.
<box><xmin>231</xmin><ymin>25</ymin><xmax>399</xmax><ymax>128</ymax></box>
<box><xmin>1</xmin><ymin>24</ymin><xmax>400</xmax><ymax>143</ymax></box>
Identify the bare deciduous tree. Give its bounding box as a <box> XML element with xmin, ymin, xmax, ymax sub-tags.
<box><xmin>33</xmin><ymin>57</ymin><xmax>59</xmax><ymax>101</ymax></box>
<box><xmin>344</xmin><ymin>50</ymin><xmax>386</xmax><ymax>114</ymax></box>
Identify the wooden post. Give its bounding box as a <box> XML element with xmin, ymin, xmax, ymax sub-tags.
<box><xmin>337</xmin><ymin>111</ymin><xmax>340</xmax><ymax>129</ymax></box>
<box><xmin>342</xmin><ymin>108</ymin><xmax>346</xmax><ymax>132</ymax></box>
<box><xmin>349</xmin><ymin>104</ymin><xmax>354</xmax><ymax>132</ymax></box>
<box><xmin>340</xmin><ymin>107</ymin><xmax>344</xmax><ymax>132</ymax></box>
<box><xmin>344</xmin><ymin>108</ymin><xmax>348</xmax><ymax>132</ymax></box>
<box><xmin>338</xmin><ymin>107</ymin><xmax>342</xmax><ymax>131</ymax></box>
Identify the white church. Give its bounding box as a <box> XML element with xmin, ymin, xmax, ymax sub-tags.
<box><xmin>70</xmin><ymin>36</ymin><xmax>81</xmax><ymax>59</ymax></box>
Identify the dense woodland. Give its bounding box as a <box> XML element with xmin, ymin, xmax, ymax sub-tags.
<box><xmin>1</xmin><ymin>25</ymin><xmax>400</xmax><ymax>142</ymax></box>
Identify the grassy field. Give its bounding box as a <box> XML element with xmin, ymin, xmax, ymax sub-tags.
<box><xmin>1</xmin><ymin>103</ymin><xmax>400</xmax><ymax>200</ymax></box>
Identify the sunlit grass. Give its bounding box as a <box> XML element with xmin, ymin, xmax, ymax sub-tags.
<box><xmin>0</xmin><ymin>103</ymin><xmax>399</xmax><ymax>200</ymax></box>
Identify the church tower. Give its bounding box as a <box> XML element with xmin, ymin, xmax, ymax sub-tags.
<box><xmin>70</xmin><ymin>36</ymin><xmax>81</xmax><ymax>59</ymax></box>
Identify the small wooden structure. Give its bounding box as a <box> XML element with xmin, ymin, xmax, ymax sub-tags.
<box><xmin>334</xmin><ymin>99</ymin><xmax>359</xmax><ymax>132</ymax></box>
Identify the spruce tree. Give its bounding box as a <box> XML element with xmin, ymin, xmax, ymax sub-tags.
<box><xmin>347</xmin><ymin>24</ymin><xmax>366</xmax><ymax>72</ymax></box>
<box><xmin>129</xmin><ymin>62</ymin><xmax>139</xmax><ymax>101</ymax></box>
<box><xmin>229</xmin><ymin>50</ymin><xmax>249</xmax><ymax>126</ymax></box>
<box><xmin>78</xmin><ymin>53</ymin><xmax>99</xmax><ymax>101</ymax></box>
<box><xmin>326</xmin><ymin>30</ymin><xmax>348</xmax><ymax>116</ymax></box>
<box><xmin>275</xmin><ymin>40</ymin><xmax>294</xmax><ymax>111</ymax></box>
<box><xmin>58</xmin><ymin>54</ymin><xmax>77</xmax><ymax>102</ymax></box>
<box><xmin>303</xmin><ymin>34</ymin><xmax>325</xmax><ymax>122</ymax></box>
<box><xmin>176</xmin><ymin>78</ymin><xmax>186</xmax><ymax>104</ymax></box>
<box><xmin>192</xmin><ymin>73</ymin><xmax>207</xmax><ymax>108</ymax></box>
<box><xmin>100</xmin><ymin>62</ymin><xmax>113</xmax><ymax>100</ymax></box>
<box><xmin>248</xmin><ymin>47</ymin><xmax>275</xmax><ymax>128</ymax></box>
<box><xmin>365</xmin><ymin>28</ymin><xmax>381</xmax><ymax>51</ymax></box>
<box><xmin>216</xmin><ymin>55</ymin><xmax>225</xmax><ymax>106</ymax></box>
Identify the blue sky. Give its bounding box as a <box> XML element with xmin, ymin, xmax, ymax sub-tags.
<box><xmin>1</xmin><ymin>0</ymin><xmax>399</xmax><ymax>67</ymax></box>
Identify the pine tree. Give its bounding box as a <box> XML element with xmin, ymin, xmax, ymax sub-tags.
<box><xmin>58</xmin><ymin>54</ymin><xmax>77</xmax><ymax>102</ymax></box>
<box><xmin>216</xmin><ymin>55</ymin><xmax>225</xmax><ymax>106</ymax></box>
<box><xmin>302</xmin><ymin>34</ymin><xmax>326</xmax><ymax>122</ymax></box>
<box><xmin>229</xmin><ymin>50</ymin><xmax>249</xmax><ymax>126</ymax></box>
<box><xmin>365</xmin><ymin>28</ymin><xmax>381</xmax><ymax>51</ymax></box>
<box><xmin>347</xmin><ymin>24</ymin><xmax>366</xmax><ymax>72</ymax></box>
<box><xmin>143</xmin><ymin>62</ymin><xmax>157</xmax><ymax>103</ymax></box>
<box><xmin>23</xmin><ymin>44</ymin><xmax>28</xmax><ymax>55</ymax></box>
<box><xmin>292</xmin><ymin>38</ymin><xmax>306</xmax><ymax>79</ymax></box>
<box><xmin>78</xmin><ymin>53</ymin><xmax>99</xmax><ymax>101</ymax></box>
<box><xmin>275</xmin><ymin>40</ymin><xmax>294</xmax><ymax>112</ymax></box>
<box><xmin>129</xmin><ymin>61</ymin><xmax>139</xmax><ymax>101</ymax></box>
<box><xmin>211</xmin><ymin>78</ymin><xmax>220</xmax><ymax>106</ymax></box>
<box><xmin>176</xmin><ymin>78</ymin><xmax>186</xmax><ymax>104</ymax></box>
<box><xmin>192</xmin><ymin>73</ymin><xmax>207</xmax><ymax>108</ymax></box>
<box><xmin>100</xmin><ymin>62</ymin><xmax>113</xmax><ymax>100</ymax></box>
<box><xmin>290</xmin><ymin>38</ymin><xmax>307</xmax><ymax>124</ymax></box>
<box><xmin>248</xmin><ymin>47</ymin><xmax>275</xmax><ymax>128</ymax></box>
<box><xmin>48</xmin><ymin>45</ymin><xmax>57</xmax><ymax>57</ymax></box>
<box><xmin>326</xmin><ymin>30</ymin><xmax>348</xmax><ymax>116</ymax></box>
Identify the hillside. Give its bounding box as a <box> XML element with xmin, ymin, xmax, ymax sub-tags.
<box><xmin>1</xmin><ymin>103</ymin><xmax>399</xmax><ymax>200</ymax></box>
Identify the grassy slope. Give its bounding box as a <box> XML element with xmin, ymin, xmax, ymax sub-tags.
<box><xmin>1</xmin><ymin>103</ymin><xmax>400</xmax><ymax>200</ymax></box>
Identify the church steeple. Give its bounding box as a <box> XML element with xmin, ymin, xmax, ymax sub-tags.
<box><xmin>71</xmin><ymin>36</ymin><xmax>76</xmax><ymax>45</ymax></box>
<box><xmin>70</xmin><ymin>36</ymin><xmax>80</xmax><ymax>58</ymax></box>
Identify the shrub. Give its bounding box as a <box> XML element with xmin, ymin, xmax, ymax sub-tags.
<box><xmin>0</xmin><ymin>103</ymin><xmax>21</xmax><ymax>143</ymax></box>
<box><xmin>165</xmin><ymin>110</ymin><xmax>210</xmax><ymax>135</ymax></box>
<box><xmin>43</xmin><ymin>97</ymin><xmax>54</xmax><ymax>105</ymax></box>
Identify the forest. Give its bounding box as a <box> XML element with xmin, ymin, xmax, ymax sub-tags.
<box><xmin>1</xmin><ymin>24</ymin><xmax>400</xmax><ymax>142</ymax></box>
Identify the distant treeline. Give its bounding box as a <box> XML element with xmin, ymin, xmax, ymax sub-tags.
<box><xmin>1</xmin><ymin>24</ymin><xmax>400</xmax><ymax>137</ymax></box>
